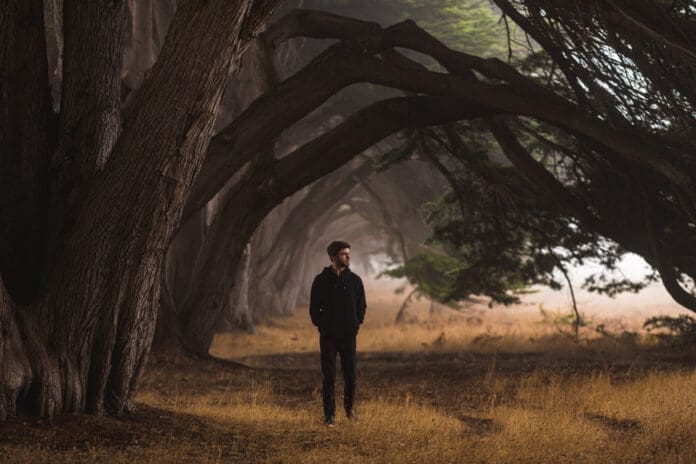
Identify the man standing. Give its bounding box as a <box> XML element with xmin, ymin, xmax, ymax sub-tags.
<box><xmin>310</xmin><ymin>240</ymin><xmax>366</xmax><ymax>427</ymax></box>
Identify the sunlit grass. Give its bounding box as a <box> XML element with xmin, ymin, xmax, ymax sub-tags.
<box><xmin>135</xmin><ymin>368</ymin><xmax>696</xmax><ymax>463</ymax></box>
<box><xmin>479</xmin><ymin>371</ymin><xmax>696</xmax><ymax>463</ymax></box>
<box><xmin>5</xmin><ymin>300</ymin><xmax>696</xmax><ymax>463</ymax></box>
<box><xmin>210</xmin><ymin>301</ymin><xmax>653</xmax><ymax>360</ymax></box>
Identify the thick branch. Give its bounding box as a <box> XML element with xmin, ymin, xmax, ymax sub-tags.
<box><xmin>258</xmin><ymin>162</ymin><xmax>372</xmax><ymax>276</ymax></box>
<box><xmin>187</xmin><ymin>9</ymin><xmax>692</xmax><ymax>223</ymax></box>
<box><xmin>183</xmin><ymin>42</ymin><xmax>371</xmax><ymax>220</ymax></box>
<box><xmin>290</xmin><ymin>9</ymin><xmax>693</xmax><ymax>186</ymax></box>
<box><xmin>57</xmin><ymin>0</ymin><xmax>128</xmax><ymax>175</ymax></box>
<box><xmin>644</xmin><ymin>199</ymin><xmax>696</xmax><ymax>313</ymax></box>
<box><xmin>657</xmin><ymin>267</ymin><xmax>696</xmax><ymax>313</ymax></box>
<box><xmin>263</xmin><ymin>8</ymin><xmax>383</xmax><ymax>46</ymax></box>
<box><xmin>486</xmin><ymin>119</ymin><xmax>603</xmax><ymax>231</ymax></box>
<box><xmin>356</xmin><ymin>177</ymin><xmax>409</xmax><ymax>264</ymax></box>
<box><xmin>273</xmin><ymin>96</ymin><xmax>495</xmax><ymax>201</ymax></box>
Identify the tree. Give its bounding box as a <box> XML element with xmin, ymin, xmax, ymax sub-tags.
<box><xmin>0</xmin><ymin>0</ymin><xmax>281</xmax><ymax>419</ymax></box>
<box><xmin>160</xmin><ymin>1</ymin><xmax>696</xmax><ymax>356</ymax></box>
<box><xmin>155</xmin><ymin>0</ymin><xmax>519</xmax><ymax>354</ymax></box>
<box><xmin>4</xmin><ymin>0</ymin><xmax>694</xmax><ymax>420</ymax></box>
<box><xmin>385</xmin><ymin>0</ymin><xmax>696</xmax><ymax>310</ymax></box>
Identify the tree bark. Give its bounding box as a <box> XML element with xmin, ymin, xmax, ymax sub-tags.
<box><xmin>178</xmin><ymin>158</ymin><xmax>278</xmax><ymax>356</ymax></box>
<box><xmin>225</xmin><ymin>243</ymin><xmax>255</xmax><ymax>332</ymax></box>
<box><xmin>0</xmin><ymin>0</ymin><xmax>279</xmax><ymax>419</ymax></box>
<box><xmin>0</xmin><ymin>0</ymin><xmax>54</xmax><ymax>304</ymax></box>
<box><xmin>0</xmin><ymin>278</ymin><xmax>31</xmax><ymax>420</ymax></box>
<box><xmin>153</xmin><ymin>211</ymin><xmax>207</xmax><ymax>351</ymax></box>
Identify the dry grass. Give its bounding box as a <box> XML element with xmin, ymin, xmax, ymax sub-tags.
<box><xmin>3</xmin><ymin>298</ymin><xmax>696</xmax><ymax>463</ymax></box>
<box><xmin>210</xmin><ymin>299</ymin><xmax>649</xmax><ymax>360</ymax></box>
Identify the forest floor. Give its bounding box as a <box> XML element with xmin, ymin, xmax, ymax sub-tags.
<box><xmin>2</xmin><ymin>300</ymin><xmax>696</xmax><ymax>463</ymax></box>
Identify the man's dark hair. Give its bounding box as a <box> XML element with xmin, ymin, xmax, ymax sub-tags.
<box><xmin>327</xmin><ymin>240</ymin><xmax>350</xmax><ymax>258</ymax></box>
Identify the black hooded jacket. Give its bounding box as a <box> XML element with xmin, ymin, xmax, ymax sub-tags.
<box><xmin>309</xmin><ymin>266</ymin><xmax>366</xmax><ymax>340</ymax></box>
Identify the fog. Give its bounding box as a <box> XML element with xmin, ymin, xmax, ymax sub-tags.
<box><xmin>357</xmin><ymin>251</ymin><xmax>683</xmax><ymax>323</ymax></box>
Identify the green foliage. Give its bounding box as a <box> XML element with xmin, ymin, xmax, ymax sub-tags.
<box><xmin>538</xmin><ymin>304</ymin><xmax>584</xmax><ymax>327</ymax></box>
<box><xmin>382</xmin><ymin>251</ymin><xmax>461</xmax><ymax>304</ymax></box>
<box><xmin>309</xmin><ymin>0</ymin><xmax>510</xmax><ymax>58</ymax></box>
<box><xmin>583</xmin><ymin>272</ymin><xmax>658</xmax><ymax>298</ymax></box>
<box><xmin>644</xmin><ymin>315</ymin><xmax>696</xmax><ymax>345</ymax></box>
<box><xmin>380</xmin><ymin>117</ymin><xmax>640</xmax><ymax>306</ymax></box>
<box><xmin>417</xmin><ymin>191</ymin><xmax>562</xmax><ymax>306</ymax></box>
<box><xmin>394</xmin><ymin>0</ymin><xmax>509</xmax><ymax>57</ymax></box>
<box><xmin>374</xmin><ymin>139</ymin><xmax>417</xmax><ymax>172</ymax></box>
<box><xmin>382</xmin><ymin>168</ymin><xmax>572</xmax><ymax>306</ymax></box>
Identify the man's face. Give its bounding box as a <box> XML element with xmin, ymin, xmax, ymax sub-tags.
<box><xmin>333</xmin><ymin>248</ymin><xmax>351</xmax><ymax>269</ymax></box>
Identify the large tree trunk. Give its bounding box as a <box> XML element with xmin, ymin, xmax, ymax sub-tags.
<box><xmin>154</xmin><ymin>29</ymin><xmax>281</xmax><ymax>350</ymax></box>
<box><xmin>0</xmin><ymin>0</ymin><xmax>277</xmax><ymax>419</ymax></box>
<box><xmin>176</xmin><ymin>160</ymin><xmax>277</xmax><ymax>356</ymax></box>
<box><xmin>153</xmin><ymin>211</ymin><xmax>207</xmax><ymax>351</ymax></box>
<box><xmin>225</xmin><ymin>243</ymin><xmax>255</xmax><ymax>332</ymax></box>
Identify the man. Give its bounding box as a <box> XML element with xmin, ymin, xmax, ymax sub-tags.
<box><xmin>309</xmin><ymin>240</ymin><xmax>366</xmax><ymax>427</ymax></box>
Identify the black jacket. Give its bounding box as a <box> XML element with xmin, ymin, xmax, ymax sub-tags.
<box><xmin>309</xmin><ymin>266</ymin><xmax>366</xmax><ymax>339</ymax></box>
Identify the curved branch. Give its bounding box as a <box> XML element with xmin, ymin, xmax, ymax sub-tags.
<box><xmin>355</xmin><ymin>177</ymin><xmax>409</xmax><ymax>263</ymax></box>
<box><xmin>186</xmin><ymin>8</ymin><xmax>693</xmax><ymax>224</ymax></box>
<box><xmin>486</xmin><ymin>119</ymin><xmax>603</xmax><ymax>231</ymax></box>
<box><xmin>644</xmin><ymin>197</ymin><xmax>696</xmax><ymax>313</ymax></box>
<box><xmin>262</xmin><ymin>8</ymin><xmax>384</xmax><ymax>47</ymax></box>
<box><xmin>257</xmin><ymin>161</ymin><xmax>372</xmax><ymax>280</ymax></box>
<box><xmin>183</xmin><ymin>42</ymin><xmax>359</xmax><ymax>220</ymax></box>
<box><xmin>657</xmin><ymin>266</ymin><xmax>696</xmax><ymax>313</ymax></box>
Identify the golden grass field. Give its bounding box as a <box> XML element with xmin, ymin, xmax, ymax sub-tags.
<box><xmin>2</xmin><ymin>289</ymin><xmax>696</xmax><ymax>463</ymax></box>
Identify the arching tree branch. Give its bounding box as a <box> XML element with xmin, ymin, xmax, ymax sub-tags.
<box><xmin>186</xmin><ymin>8</ymin><xmax>694</xmax><ymax>226</ymax></box>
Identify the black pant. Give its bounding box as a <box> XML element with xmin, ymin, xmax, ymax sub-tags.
<box><xmin>320</xmin><ymin>333</ymin><xmax>357</xmax><ymax>418</ymax></box>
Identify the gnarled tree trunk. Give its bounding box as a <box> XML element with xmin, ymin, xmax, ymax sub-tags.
<box><xmin>0</xmin><ymin>0</ymin><xmax>279</xmax><ymax>419</ymax></box>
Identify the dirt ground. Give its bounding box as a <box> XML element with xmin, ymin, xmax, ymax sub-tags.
<box><xmin>2</xmin><ymin>299</ymin><xmax>696</xmax><ymax>463</ymax></box>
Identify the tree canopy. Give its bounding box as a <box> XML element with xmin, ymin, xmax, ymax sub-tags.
<box><xmin>375</xmin><ymin>0</ymin><xmax>696</xmax><ymax>310</ymax></box>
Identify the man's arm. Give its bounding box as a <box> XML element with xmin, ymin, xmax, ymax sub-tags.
<box><xmin>356</xmin><ymin>276</ymin><xmax>366</xmax><ymax>325</ymax></box>
<box><xmin>309</xmin><ymin>276</ymin><xmax>323</xmax><ymax>327</ymax></box>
